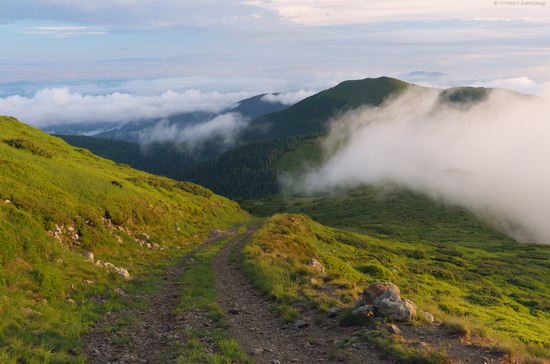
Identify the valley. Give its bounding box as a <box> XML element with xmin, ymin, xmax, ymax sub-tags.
<box><xmin>1</xmin><ymin>77</ymin><xmax>549</xmax><ymax>363</ymax></box>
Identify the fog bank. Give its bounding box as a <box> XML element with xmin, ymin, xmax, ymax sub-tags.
<box><xmin>293</xmin><ymin>88</ymin><xmax>550</xmax><ymax>244</ymax></box>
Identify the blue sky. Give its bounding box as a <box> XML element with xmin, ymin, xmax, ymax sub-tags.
<box><xmin>0</xmin><ymin>0</ymin><xmax>549</xmax><ymax>126</ymax></box>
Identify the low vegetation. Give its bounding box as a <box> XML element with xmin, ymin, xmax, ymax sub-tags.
<box><xmin>242</xmin><ymin>214</ymin><xmax>550</xmax><ymax>362</ymax></box>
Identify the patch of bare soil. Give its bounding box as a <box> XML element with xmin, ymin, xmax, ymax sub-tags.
<box><xmin>84</xmin><ymin>230</ymin><xmax>234</xmax><ymax>364</ymax></box>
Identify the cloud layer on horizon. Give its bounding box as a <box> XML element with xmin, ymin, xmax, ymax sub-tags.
<box><xmin>0</xmin><ymin>88</ymin><xmax>251</xmax><ymax>127</ymax></box>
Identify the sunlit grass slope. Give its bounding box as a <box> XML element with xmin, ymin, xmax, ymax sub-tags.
<box><xmin>242</xmin><ymin>214</ymin><xmax>550</xmax><ymax>362</ymax></box>
<box><xmin>0</xmin><ymin>116</ymin><xmax>249</xmax><ymax>363</ymax></box>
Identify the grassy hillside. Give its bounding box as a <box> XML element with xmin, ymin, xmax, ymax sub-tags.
<box><xmin>242</xmin><ymin>214</ymin><xmax>550</xmax><ymax>362</ymax></box>
<box><xmin>0</xmin><ymin>116</ymin><xmax>249</xmax><ymax>363</ymax></box>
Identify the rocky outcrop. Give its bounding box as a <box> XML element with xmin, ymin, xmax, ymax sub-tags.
<box><xmin>310</xmin><ymin>259</ymin><xmax>325</xmax><ymax>274</ymax></box>
<box><xmin>354</xmin><ymin>282</ymin><xmax>418</xmax><ymax>322</ymax></box>
<box><xmin>96</xmin><ymin>260</ymin><xmax>131</xmax><ymax>280</ymax></box>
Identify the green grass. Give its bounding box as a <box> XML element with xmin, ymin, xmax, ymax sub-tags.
<box><xmin>0</xmin><ymin>116</ymin><xmax>249</xmax><ymax>362</ymax></box>
<box><xmin>242</xmin><ymin>214</ymin><xmax>550</xmax><ymax>362</ymax></box>
<box><xmin>175</xmin><ymin>236</ymin><xmax>251</xmax><ymax>363</ymax></box>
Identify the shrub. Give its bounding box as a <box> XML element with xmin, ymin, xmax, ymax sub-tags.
<box><xmin>3</xmin><ymin>139</ymin><xmax>53</xmax><ymax>158</ymax></box>
<box><xmin>176</xmin><ymin>182</ymin><xmax>214</xmax><ymax>198</ymax></box>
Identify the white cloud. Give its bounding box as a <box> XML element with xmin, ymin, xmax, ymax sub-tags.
<box><xmin>0</xmin><ymin>0</ymin><xmax>276</xmax><ymax>28</ymax></box>
<box><xmin>0</xmin><ymin>88</ymin><xmax>251</xmax><ymax>127</ymax></box>
<box><xmin>246</xmin><ymin>0</ymin><xmax>550</xmax><ymax>25</ymax></box>
<box><xmin>292</xmin><ymin>88</ymin><xmax>550</xmax><ymax>244</ymax></box>
<box><xmin>23</xmin><ymin>25</ymin><xmax>107</xmax><ymax>37</ymax></box>
<box><xmin>470</xmin><ymin>77</ymin><xmax>549</xmax><ymax>96</ymax></box>
<box><xmin>139</xmin><ymin>113</ymin><xmax>248</xmax><ymax>151</ymax></box>
<box><xmin>261</xmin><ymin>90</ymin><xmax>316</xmax><ymax>105</ymax></box>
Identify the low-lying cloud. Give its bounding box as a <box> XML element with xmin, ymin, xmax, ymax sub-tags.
<box><xmin>139</xmin><ymin>113</ymin><xmax>249</xmax><ymax>152</ymax></box>
<box><xmin>261</xmin><ymin>90</ymin><xmax>316</xmax><ymax>105</ymax></box>
<box><xmin>0</xmin><ymin>88</ymin><xmax>250</xmax><ymax>128</ymax></box>
<box><xmin>292</xmin><ymin>87</ymin><xmax>550</xmax><ymax>244</ymax></box>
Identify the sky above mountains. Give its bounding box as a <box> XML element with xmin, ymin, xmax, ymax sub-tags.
<box><xmin>0</xmin><ymin>1</ymin><xmax>549</xmax><ymax>125</ymax></box>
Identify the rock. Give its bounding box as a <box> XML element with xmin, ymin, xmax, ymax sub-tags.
<box><xmin>355</xmin><ymin>298</ymin><xmax>366</xmax><ymax>308</ymax></box>
<box><xmin>228</xmin><ymin>308</ymin><xmax>240</xmax><ymax>315</ymax></box>
<box><xmin>84</xmin><ymin>279</ymin><xmax>94</xmax><ymax>284</ymax></box>
<box><xmin>421</xmin><ymin>311</ymin><xmax>434</xmax><ymax>324</ymax></box>
<box><xmin>294</xmin><ymin>319</ymin><xmax>309</xmax><ymax>328</ymax></box>
<box><xmin>352</xmin><ymin>305</ymin><xmax>375</xmax><ymax>317</ymax></box>
<box><xmin>66</xmin><ymin>298</ymin><xmax>76</xmax><ymax>304</ymax></box>
<box><xmin>388</xmin><ymin>323</ymin><xmax>402</xmax><ymax>335</ymax></box>
<box><xmin>3</xmin><ymin>199</ymin><xmax>11</xmax><ymax>204</ymax></box>
<box><xmin>310</xmin><ymin>259</ymin><xmax>325</xmax><ymax>273</ymax></box>
<box><xmin>251</xmin><ymin>348</ymin><xmax>264</xmax><ymax>356</ymax></box>
<box><xmin>272</xmin><ymin>360</ymin><xmax>281</xmax><ymax>364</ymax></box>
<box><xmin>81</xmin><ymin>250</ymin><xmax>94</xmax><ymax>262</ymax></box>
<box><xmin>113</xmin><ymin>267</ymin><xmax>131</xmax><ymax>279</ymax></box>
<box><xmin>354</xmin><ymin>298</ymin><xmax>366</xmax><ymax>309</ymax></box>
<box><xmin>114</xmin><ymin>288</ymin><xmax>129</xmax><ymax>298</ymax></box>
<box><xmin>377</xmin><ymin>297</ymin><xmax>417</xmax><ymax>322</ymax></box>
<box><xmin>364</xmin><ymin>282</ymin><xmax>400</xmax><ymax>305</ymax></box>
<box><xmin>68</xmin><ymin>226</ymin><xmax>74</xmax><ymax>232</ymax></box>
<box><xmin>327</xmin><ymin>307</ymin><xmax>341</xmax><ymax>318</ymax></box>
<box><xmin>56</xmin><ymin>258</ymin><xmax>63</xmax><ymax>264</ymax></box>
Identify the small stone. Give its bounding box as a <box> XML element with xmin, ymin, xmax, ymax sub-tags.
<box><xmin>114</xmin><ymin>288</ymin><xmax>129</xmax><ymax>298</ymax></box>
<box><xmin>67</xmin><ymin>298</ymin><xmax>76</xmax><ymax>304</ymax></box>
<box><xmin>388</xmin><ymin>323</ymin><xmax>402</xmax><ymax>335</ymax></box>
<box><xmin>272</xmin><ymin>360</ymin><xmax>281</xmax><ymax>364</ymax></box>
<box><xmin>294</xmin><ymin>319</ymin><xmax>309</xmax><ymax>328</ymax></box>
<box><xmin>310</xmin><ymin>258</ymin><xmax>325</xmax><ymax>273</ymax></box>
<box><xmin>228</xmin><ymin>308</ymin><xmax>240</xmax><ymax>315</ymax></box>
<box><xmin>3</xmin><ymin>199</ymin><xmax>11</xmax><ymax>204</ymax></box>
<box><xmin>114</xmin><ymin>267</ymin><xmax>131</xmax><ymax>279</ymax></box>
<box><xmin>81</xmin><ymin>250</ymin><xmax>94</xmax><ymax>262</ymax></box>
<box><xmin>68</xmin><ymin>226</ymin><xmax>75</xmax><ymax>232</ymax></box>
<box><xmin>421</xmin><ymin>311</ymin><xmax>434</xmax><ymax>324</ymax></box>
<box><xmin>85</xmin><ymin>279</ymin><xmax>94</xmax><ymax>284</ymax></box>
<box><xmin>56</xmin><ymin>258</ymin><xmax>63</xmax><ymax>264</ymax></box>
<box><xmin>327</xmin><ymin>307</ymin><xmax>341</xmax><ymax>318</ymax></box>
<box><xmin>251</xmin><ymin>348</ymin><xmax>264</xmax><ymax>356</ymax></box>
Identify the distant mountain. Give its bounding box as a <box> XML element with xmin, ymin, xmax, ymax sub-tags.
<box><xmin>228</xmin><ymin>93</ymin><xmax>290</xmax><ymax>119</ymax></box>
<box><xmin>95</xmin><ymin>111</ymin><xmax>216</xmax><ymax>143</ymax></box>
<box><xmin>243</xmin><ymin>77</ymin><xmax>411</xmax><ymax>141</ymax></box>
<box><xmin>61</xmin><ymin>77</ymin><xmax>501</xmax><ymax>199</ymax></box>
<box><xmin>44</xmin><ymin>93</ymin><xmax>290</xmax><ymax>144</ymax></box>
<box><xmin>406</xmin><ymin>70</ymin><xmax>450</xmax><ymax>78</ymax></box>
<box><xmin>43</xmin><ymin>121</ymin><xmax>121</xmax><ymax>136</ymax></box>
